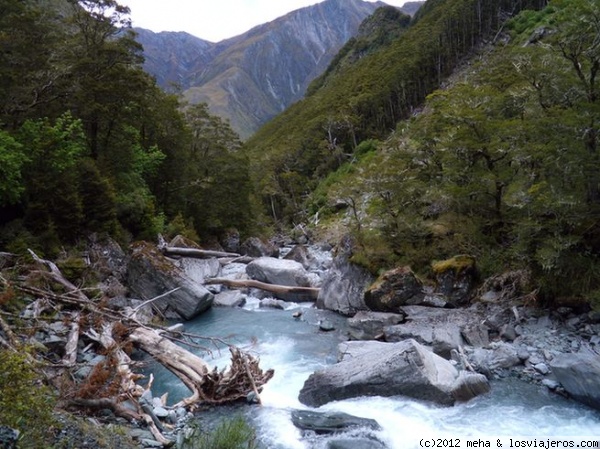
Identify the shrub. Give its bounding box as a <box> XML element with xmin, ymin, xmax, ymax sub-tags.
<box><xmin>0</xmin><ymin>348</ymin><xmax>56</xmax><ymax>448</ymax></box>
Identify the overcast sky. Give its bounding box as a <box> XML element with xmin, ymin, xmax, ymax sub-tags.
<box><xmin>118</xmin><ymin>0</ymin><xmax>410</xmax><ymax>42</ymax></box>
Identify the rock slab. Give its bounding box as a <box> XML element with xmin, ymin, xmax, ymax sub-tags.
<box><xmin>550</xmin><ymin>352</ymin><xmax>600</xmax><ymax>411</ymax></box>
<box><xmin>298</xmin><ymin>339</ymin><xmax>489</xmax><ymax>407</ymax></box>
<box><xmin>127</xmin><ymin>242</ymin><xmax>213</xmax><ymax>320</ymax></box>
<box><xmin>291</xmin><ymin>410</ymin><xmax>381</xmax><ymax>434</ymax></box>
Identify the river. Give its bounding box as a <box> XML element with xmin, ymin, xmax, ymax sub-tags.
<box><xmin>145</xmin><ymin>297</ymin><xmax>600</xmax><ymax>449</ymax></box>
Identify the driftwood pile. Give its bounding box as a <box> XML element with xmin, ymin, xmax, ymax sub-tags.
<box><xmin>0</xmin><ymin>249</ymin><xmax>274</xmax><ymax>446</ymax></box>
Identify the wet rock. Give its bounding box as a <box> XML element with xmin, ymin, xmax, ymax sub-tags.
<box><xmin>451</xmin><ymin>371</ymin><xmax>491</xmax><ymax>402</ymax></box>
<box><xmin>364</xmin><ymin>266</ymin><xmax>424</xmax><ymax>312</ymax></box>
<box><xmin>348</xmin><ymin>311</ymin><xmax>405</xmax><ymax>340</ymax></box>
<box><xmin>550</xmin><ymin>352</ymin><xmax>600</xmax><ymax>411</ymax></box>
<box><xmin>214</xmin><ymin>290</ymin><xmax>245</xmax><ymax>307</ymax></box>
<box><xmin>316</xmin><ymin>236</ymin><xmax>374</xmax><ymax>316</ymax></box>
<box><xmin>127</xmin><ymin>242</ymin><xmax>214</xmax><ymax>321</ymax></box>
<box><xmin>246</xmin><ymin>257</ymin><xmax>313</xmax><ymax>287</ymax></box>
<box><xmin>291</xmin><ymin>410</ymin><xmax>381</xmax><ymax>434</ymax></box>
<box><xmin>327</xmin><ymin>438</ymin><xmax>387</xmax><ymax>449</ymax></box>
<box><xmin>259</xmin><ymin>298</ymin><xmax>287</xmax><ymax>309</ymax></box>
<box><xmin>240</xmin><ymin>237</ymin><xmax>279</xmax><ymax>257</ymax></box>
<box><xmin>298</xmin><ymin>339</ymin><xmax>489</xmax><ymax>407</ymax></box>
<box><xmin>319</xmin><ymin>319</ymin><xmax>336</xmax><ymax>332</ymax></box>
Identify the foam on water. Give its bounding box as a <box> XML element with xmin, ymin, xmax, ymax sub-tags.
<box><xmin>149</xmin><ymin>306</ymin><xmax>600</xmax><ymax>448</ymax></box>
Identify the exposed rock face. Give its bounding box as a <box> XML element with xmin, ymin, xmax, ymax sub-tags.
<box><xmin>550</xmin><ymin>352</ymin><xmax>600</xmax><ymax>411</ymax></box>
<box><xmin>134</xmin><ymin>0</ymin><xmax>423</xmax><ymax>139</ymax></box>
<box><xmin>134</xmin><ymin>29</ymin><xmax>216</xmax><ymax>90</ymax></box>
<box><xmin>298</xmin><ymin>339</ymin><xmax>489</xmax><ymax>407</ymax></box>
<box><xmin>316</xmin><ymin>237</ymin><xmax>374</xmax><ymax>316</ymax></box>
<box><xmin>126</xmin><ymin>242</ymin><xmax>213</xmax><ymax>320</ymax></box>
<box><xmin>364</xmin><ymin>266</ymin><xmax>424</xmax><ymax>311</ymax></box>
<box><xmin>348</xmin><ymin>310</ymin><xmax>406</xmax><ymax>340</ymax></box>
<box><xmin>246</xmin><ymin>257</ymin><xmax>313</xmax><ymax>287</ymax></box>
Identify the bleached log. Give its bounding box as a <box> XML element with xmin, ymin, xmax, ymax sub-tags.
<box><xmin>62</xmin><ymin>312</ymin><xmax>81</xmax><ymax>366</ymax></box>
<box><xmin>205</xmin><ymin>277</ymin><xmax>320</xmax><ymax>301</ymax></box>
<box><xmin>84</xmin><ymin>323</ymin><xmax>143</xmax><ymax>397</ymax></box>
<box><xmin>218</xmin><ymin>255</ymin><xmax>255</xmax><ymax>265</ymax></box>
<box><xmin>129</xmin><ymin>327</ymin><xmax>274</xmax><ymax>408</ymax></box>
<box><xmin>129</xmin><ymin>327</ymin><xmax>210</xmax><ymax>407</ymax></box>
<box><xmin>28</xmin><ymin>249</ymin><xmax>88</xmax><ymax>302</ymax></box>
<box><xmin>161</xmin><ymin>246</ymin><xmax>240</xmax><ymax>259</ymax></box>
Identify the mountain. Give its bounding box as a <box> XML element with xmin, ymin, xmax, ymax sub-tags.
<box><xmin>134</xmin><ymin>0</ymin><xmax>423</xmax><ymax>139</ymax></box>
<box><xmin>132</xmin><ymin>29</ymin><xmax>215</xmax><ymax>90</ymax></box>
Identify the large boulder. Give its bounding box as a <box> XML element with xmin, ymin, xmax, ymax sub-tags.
<box><xmin>316</xmin><ymin>236</ymin><xmax>374</xmax><ymax>316</ymax></box>
<box><xmin>469</xmin><ymin>342</ymin><xmax>521</xmax><ymax>376</ymax></box>
<box><xmin>88</xmin><ymin>235</ymin><xmax>128</xmax><ymax>282</ymax></box>
<box><xmin>298</xmin><ymin>339</ymin><xmax>489</xmax><ymax>407</ymax></box>
<box><xmin>364</xmin><ymin>266</ymin><xmax>424</xmax><ymax>311</ymax></box>
<box><xmin>177</xmin><ymin>257</ymin><xmax>221</xmax><ymax>285</ymax></box>
<box><xmin>240</xmin><ymin>237</ymin><xmax>279</xmax><ymax>257</ymax></box>
<box><xmin>550</xmin><ymin>352</ymin><xmax>600</xmax><ymax>411</ymax></box>
<box><xmin>432</xmin><ymin>255</ymin><xmax>477</xmax><ymax>306</ymax></box>
<box><xmin>246</xmin><ymin>257</ymin><xmax>313</xmax><ymax>287</ymax></box>
<box><xmin>126</xmin><ymin>242</ymin><xmax>213</xmax><ymax>320</ymax></box>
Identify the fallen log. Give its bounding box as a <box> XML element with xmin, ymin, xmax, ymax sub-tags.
<box><xmin>62</xmin><ymin>311</ymin><xmax>80</xmax><ymax>367</ymax></box>
<box><xmin>205</xmin><ymin>278</ymin><xmax>320</xmax><ymax>301</ymax></box>
<box><xmin>129</xmin><ymin>327</ymin><xmax>274</xmax><ymax>408</ymax></box>
<box><xmin>161</xmin><ymin>246</ymin><xmax>240</xmax><ymax>259</ymax></box>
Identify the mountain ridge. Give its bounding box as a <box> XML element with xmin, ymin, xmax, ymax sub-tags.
<box><xmin>134</xmin><ymin>0</ymin><xmax>422</xmax><ymax>138</ymax></box>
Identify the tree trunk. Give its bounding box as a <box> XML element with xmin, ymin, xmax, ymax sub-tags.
<box><xmin>205</xmin><ymin>277</ymin><xmax>320</xmax><ymax>301</ymax></box>
<box><xmin>161</xmin><ymin>247</ymin><xmax>241</xmax><ymax>259</ymax></box>
<box><xmin>129</xmin><ymin>326</ymin><xmax>274</xmax><ymax>408</ymax></box>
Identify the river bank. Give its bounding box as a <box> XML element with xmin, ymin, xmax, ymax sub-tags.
<box><xmin>1</xmin><ymin>235</ymin><xmax>600</xmax><ymax>448</ymax></box>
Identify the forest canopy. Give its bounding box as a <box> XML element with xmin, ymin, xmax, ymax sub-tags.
<box><xmin>0</xmin><ymin>0</ymin><xmax>253</xmax><ymax>255</ymax></box>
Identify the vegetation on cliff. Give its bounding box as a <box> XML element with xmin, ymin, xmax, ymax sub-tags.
<box><xmin>258</xmin><ymin>0</ymin><xmax>600</xmax><ymax>306</ymax></box>
<box><xmin>0</xmin><ymin>0</ymin><xmax>253</xmax><ymax>258</ymax></box>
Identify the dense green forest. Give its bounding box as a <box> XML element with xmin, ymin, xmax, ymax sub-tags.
<box><xmin>0</xmin><ymin>0</ymin><xmax>253</xmax><ymax>256</ymax></box>
<box><xmin>245</xmin><ymin>0</ymin><xmax>600</xmax><ymax>306</ymax></box>
<box><xmin>2</xmin><ymin>0</ymin><xmax>600</xmax><ymax>307</ymax></box>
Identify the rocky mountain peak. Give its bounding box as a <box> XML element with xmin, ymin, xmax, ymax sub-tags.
<box><xmin>135</xmin><ymin>1</ymin><xmax>422</xmax><ymax>139</ymax></box>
